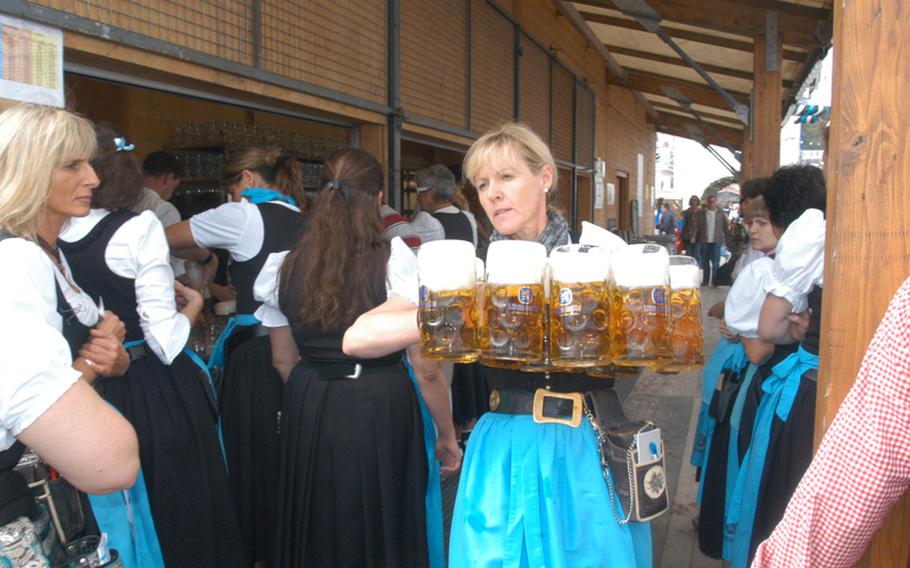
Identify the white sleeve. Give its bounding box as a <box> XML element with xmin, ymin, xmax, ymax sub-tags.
<box><xmin>253</xmin><ymin>251</ymin><xmax>290</xmax><ymax>328</ymax></box>
<box><xmin>0</xmin><ymin>240</ymin><xmax>81</xmax><ymax>445</ymax></box>
<box><xmin>764</xmin><ymin>209</ymin><xmax>825</xmax><ymax>313</ymax></box>
<box><xmin>189</xmin><ymin>201</ymin><xmax>263</xmax><ymax>261</ymax></box>
<box><xmin>106</xmin><ymin>212</ymin><xmax>190</xmax><ymax>364</ymax></box>
<box><xmin>155</xmin><ymin>202</ymin><xmax>186</xmax><ymax>277</ymax></box>
<box><xmin>385</xmin><ymin>237</ymin><xmax>419</xmax><ymax>306</ymax></box>
<box><xmin>579</xmin><ymin>221</ymin><xmax>628</xmax><ymax>253</ymax></box>
<box><xmin>725</xmin><ymin>257</ymin><xmax>775</xmax><ymax>338</ymax></box>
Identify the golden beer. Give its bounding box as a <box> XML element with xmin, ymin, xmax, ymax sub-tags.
<box><xmin>586</xmin><ymin>364</ymin><xmax>643</xmax><ymax>380</ymax></box>
<box><xmin>609</xmin><ymin>285</ymin><xmax>673</xmax><ymax>367</ymax></box>
<box><xmin>658</xmin><ymin>288</ymin><xmax>704</xmax><ymax>372</ymax></box>
<box><xmin>480</xmin><ymin>283</ymin><xmax>546</xmax><ymax>362</ymax></box>
<box><xmin>549</xmin><ymin>281</ymin><xmax>610</xmax><ymax>367</ymax></box>
<box><xmin>419</xmin><ymin>288</ymin><xmax>481</xmax><ymax>363</ymax></box>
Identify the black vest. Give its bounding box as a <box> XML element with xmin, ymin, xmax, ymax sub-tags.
<box><xmin>229</xmin><ymin>202</ymin><xmax>304</xmax><ymax>315</ymax></box>
<box><xmin>431</xmin><ymin>210</ymin><xmax>474</xmax><ymax>245</ymax></box>
<box><xmin>59</xmin><ymin>210</ymin><xmax>144</xmax><ymax>342</ymax></box>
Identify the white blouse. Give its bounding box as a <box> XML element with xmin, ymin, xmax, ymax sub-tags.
<box><xmin>764</xmin><ymin>208</ymin><xmax>825</xmax><ymax>314</ymax></box>
<box><xmin>725</xmin><ymin>256</ymin><xmax>775</xmax><ymax>339</ymax></box>
<box><xmin>189</xmin><ymin>199</ymin><xmax>300</xmax><ymax>261</ymax></box>
<box><xmin>61</xmin><ymin>209</ymin><xmax>190</xmax><ymax>365</ymax></box>
<box><xmin>0</xmin><ymin>237</ymin><xmax>99</xmax><ymax>451</ymax></box>
<box><xmin>253</xmin><ymin>237</ymin><xmax>419</xmax><ymax>328</ymax></box>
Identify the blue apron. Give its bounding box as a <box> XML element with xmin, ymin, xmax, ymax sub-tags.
<box><xmin>206</xmin><ymin>313</ymin><xmax>259</xmax><ymax>372</ymax></box>
<box><xmin>724</xmin><ymin>346</ymin><xmax>819</xmax><ymax>567</ymax></box>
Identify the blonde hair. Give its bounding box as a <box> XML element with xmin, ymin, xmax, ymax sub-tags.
<box><xmin>463</xmin><ymin>122</ymin><xmax>558</xmax><ymax>197</ymax></box>
<box><xmin>0</xmin><ymin>104</ymin><xmax>96</xmax><ymax>239</ymax></box>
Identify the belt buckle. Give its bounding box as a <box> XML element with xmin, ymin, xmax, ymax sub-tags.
<box><xmin>532</xmin><ymin>389</ymin><xmax>583</xmax><ymax>427</ymax></box>
<box><xmin>344</xmin><ymin>364</ymin><xmax>362</xmax><ymax>379</ymax></box>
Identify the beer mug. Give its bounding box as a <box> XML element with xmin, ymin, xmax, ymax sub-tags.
<box><xmin>660</xmin><ymin>255</ymin><xmax>705</xmax><ymax>372</ymax></box>
<box><xmin>417</xmin><ymin>240</ymin><xmax>481</xmax><ymax>362</ymax></box>
<box><xmin>480</xmin><ymin>240</ymin><xmax>547</xmax><ymax>363</ymax></box>
<box><xmin>548</xmin><ymin>244</ymin><xmax>611</xmax><ymax>368</ymax></box>
<box><xmin>609</xmin><ymin>244</ymin><xmax>672</xmax><ymax>367</ymax></box>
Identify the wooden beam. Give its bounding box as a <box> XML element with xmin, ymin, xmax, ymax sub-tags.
<box><xmin>657</xmin><ymin>124</ymin><xmax>743</xmax><ymax>153</ymax></box>
<box><xmin>575</xmin><ymin>0</ymin><xmax>823</xmax><ymax>47</ymax></box>
<box><xmin>820</xmin><ymin>0</ymin><xmax>910</xmax><ymax>564</ymax></box>
<box><xmin>727</xmin><ymin>0</ymin><xmax>828</xmax><ymax>20</ymax></box>
<box><xmin>750</xmin><ymin>30</ymin><xmax>782</xmax><ymax>177</ymax></box>
<box><xmin>652</xmin><ymin>111</ymin><xmax>743</xmax><ymax>149</ymax></box>
<box><xmin>648</xmin><ymin>101</ymin><xmax>743</xmax><ymax>128</ymax></box>
<box><xmin>556</xmin><ymin>1</ymin><xmax>628</xmax><ymax>82</ymax></box>
<box><xmin>580</xmin><ymin>11</ymin><xmax>806</xmax><ymax>61</ymax></box>
<box><xmin>624</xmin><ymin>69</ymin><xmax>749</xmax><ymax>110</ymax></box>
<box><xmin>606</xmin><ymin>43</ymin><xmax>797</xmax><ymax>90</ymax></box>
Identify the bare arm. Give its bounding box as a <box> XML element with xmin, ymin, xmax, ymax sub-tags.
<box><xmin>165</xmin><ymin>220</ymin><xmax>210</xmax><ymax>262</ymax></box>
<box><xmin>268</xmin><ymin>326</ymin><xmax>300</xmax><ymax>382</ymax></box>
<box><xmin>342</xmin><ymin>296</ymin><xmax>421</xmax><ymax>359</ymax></box>
<box><xmin>758</xmin><ymin>294</ymin><xmax>796</xmax><ymax>343</ymax></box>
<box><xmin>19</xmin><ymin>380</ymin><xmax>139</xmax><ymax>494</ymax></box>
<box><xmin>742</xmin><ymin>337</ymin><xmax>776</xmax><ymax>365</ymax></box>
<box><xmin>406</xmin><ymin>344</ymin><xmax>462</xmax><ymax>477</ymax></box>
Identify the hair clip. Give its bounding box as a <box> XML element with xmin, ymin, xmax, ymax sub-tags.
<box><xmin>326</xmin><ymin>180</ymin><xmax>339</xmax><ymax>190</ymax></box>
<box><xmin>113</xmin><ymin>137</ymin><xmax>135</xmax><ymax>152</ymax></box>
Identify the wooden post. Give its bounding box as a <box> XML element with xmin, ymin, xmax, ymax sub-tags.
<box><xmin>740</xmin><ymin>128</ymin><xmax>754</xmax><ymax>181</ymax></box>
<box><xmin>819</xmin><ymin>0</ymin><xmax>910</xmax><ymax>565</ymax></box>
<box><xmin>750</xmin><ymin>15</ymin><xmax>782</xmax><ymax>178</ymax></box>
<box><xmin>358</xmin><ymin>122</ymin><xmax>389</xmax><ymax>198</ymax></box>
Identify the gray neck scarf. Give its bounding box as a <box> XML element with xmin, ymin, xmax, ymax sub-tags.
<box><xmin>490</xmin><ymin>208</ymin><xmax>571</xmax><ymax>254</ymax></box>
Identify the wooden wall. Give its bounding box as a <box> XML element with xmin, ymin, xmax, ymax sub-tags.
<box><xmin>820</xmin><ymin>0</ymin><xmax>910</xmax><ymax>565</ymax></box>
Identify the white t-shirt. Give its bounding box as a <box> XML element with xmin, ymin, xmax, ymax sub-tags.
<box><xmin>61</xmin><ymin>209</ymin><xmax>191</xmax><ymax>364</ymax></box>
<box><xmin>132</xmin><ymin>187</ymin><xmax>185</xmax><ymax>278</ymax></box>
<box><xmin>0</xmin><ymin>237</ymin><xmax>99</xmax><ymax>450</ymax></box>
<box><xmin>705</xmin><ymin>209</ymin><xmax>717</xmax><ymax>243</ymax></box>
<box><xmin>189</xmin><ymin>199</ymin><xmax>301</xmax><ymax>262</ymax></box>
<box><xmin>725</xmin><ymin>256</ymin><xmax>775</xmax><ymax>338</ymax></box>
<box><xmin>253</xmin><ymin>237</ymin><xmax>418</xmax><ymax>328</ymax></box>
<box><xmin>411</xmin><ymin>211</ymin><xmax>445</xmax><ymax>244</ymax></box>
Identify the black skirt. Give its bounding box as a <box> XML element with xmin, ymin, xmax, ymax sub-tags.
<box><xmin>219</xmin><ymin>335</ymin><xmax>284</xmax><ymax>566</ymax></box>
<box><xmin>97</xmin><ymin>351</ymin><xmax>245</xmax><ymax>568</ymax></box>
<box><xmin>450</xmin><ymin>362</ymin><xmax>489</xmax><ymax>427</ymax></box>
<box><xmin>274</xmin><ymin>362</ymin><xmax>429</xmax><ymax>568</ymax></box>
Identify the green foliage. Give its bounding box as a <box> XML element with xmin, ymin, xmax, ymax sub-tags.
<box><xmin>701</xmin><ymin>176</ymin><xmax>736</xmax><ymax>200</ymax></box>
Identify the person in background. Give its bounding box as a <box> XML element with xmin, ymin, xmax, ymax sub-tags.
<box><xmin>382</xmin><ymin>201</ymin><xmax>422</xmax><ymax>252</ymax></box>
<box><xmin>682</xmin><ymin>194</ymin><xmax>701</xmax><ymax>258</ymax></box>
<box><xmin>414</xmin><ymin>164</ymin><xmax>479</xmax><ymax>247</ymax></box>
<box><xmin>134</xmin><ymin>151</ymin><xmax>186</xmax><ymax>279</ymax></box>
<box><xmin>658</xmin><ymin>202</ymin><xmax>676</xmax><ymax>235</ymax></box>
<box><xmin>752</xmin><ymin>275</ymin><xmax>910</xmax><ymax>568</ymax></box>
<box><xmin>255</xmin><ymin>148</ymin><xmax>460</xmax><ymax>567</ymax></box>
<box><xmin>696</xmin><ymin>194</ymin><xmax>729</xmax><ymax>286</ymax></box>
<box><xmin>60</xmin><ymin>124</ymin><xmax>244</xmax><ymax>568</ymax></box>
<box><xmin>166</xmin><ymin>147</ymin><xmax>307</xmax><ymax>568</ymax></box>
<box><xmin>0</xmin><ymin>104</ymin><xmax>139</xmax><ymax>565</ymax></box>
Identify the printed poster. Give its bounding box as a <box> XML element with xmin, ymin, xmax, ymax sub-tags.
<box><xmin>0</xmin><ymin>14</ymin><xmax>63</xmax><ymax>107</ymax></box>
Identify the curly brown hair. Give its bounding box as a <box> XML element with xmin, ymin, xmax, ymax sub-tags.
<box><xmin>279</xmin><ymin>148</ymin><xmax>389</xmax><ymax>331</ymax></box>
<box><xmin>90</xmin><ymin>123</ymin><xmax>143</xmax><ymax>212</ymax></box>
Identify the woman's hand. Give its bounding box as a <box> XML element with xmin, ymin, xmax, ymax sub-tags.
<box><xmin>95</xmin><ymin>312</ymin><xmax>126</xmax><ymax>343</ymax></box>
<box><xmin>719</xmin><ymin>319</ymin><xmax>740</xmax><ymax>343</ymax></box>
<box><xmin>175</xmin><ymin>280</ymin><xmax>203</xmax><ymax>311</ymax></box>
<box><xmin>436</xmin><ymin>434</ymin><xmax>463</xmax><ymax>478</ymax></box>
<box><xmin>786</xmin><ymin>309</ymin><xmax>812</xmax><ymax>343</ymax></box>
<box><xmin>79</xmin><ymin>329</ymin><xmax>130</xmax><ymax>378</ymax></box>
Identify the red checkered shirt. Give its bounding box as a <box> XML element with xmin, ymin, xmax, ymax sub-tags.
<box><xmin>752</xmin><ymin>276</ymin><xmax>910</xmax><ymax>567</ymax></box>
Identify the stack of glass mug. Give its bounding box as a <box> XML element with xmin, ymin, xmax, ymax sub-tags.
<box><xmin>416</xmin><ymin>240</ymin><xmax>704</xmax><ymax>375</ymax></box>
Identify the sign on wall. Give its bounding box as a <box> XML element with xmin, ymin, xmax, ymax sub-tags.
<box><xmin>0</xmin><ymin>14</ymin><xmax>63</xmax><ymax>107</ymax></box>
<box><xmin>606</xmin><ymin>182</ymin><xmax>615</xmax><ymax>206</ymax></box>
<box><xmin>594</xmin><ymin>175</ymin><xmax>604</xmax><ymax>209</ymax></box>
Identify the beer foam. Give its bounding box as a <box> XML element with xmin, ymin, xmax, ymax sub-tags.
<box><xmin>612</xmin><ymin>243</ymin><xmax>670</xmax><ymax>288</ymax></box>
<box><xmin>485</xmin><ymin>240</ymin><xmax>548</xmax><ymax>285</ymax></box>
<box><xmin>417</xmin><ymin>239</ymin><xmax>477</xmax><ymax>290</ymax></box>
<box><xmin>669</xmin><ymin>264</ymin><xmax>701</xmax><ymax>290</ymax></box>
<box><xmin>549</xmin><ymin>244</ymin><xmax>609</xmax><ymax>283</ymax></box>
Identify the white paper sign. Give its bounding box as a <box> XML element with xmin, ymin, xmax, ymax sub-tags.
<box><xmin>594</xmin><ymin>176</ymin><xmax>604</xmax><ymax>209</ymax></box>
<box><xmin>0</xmin><ymin>15</ymin><xmax>64</xmax><ymax>107</ymax></box>
<box><xmin>606</xmin><ymin>182</ymin><xmax>616</xmax><ymax>206</ymax></box>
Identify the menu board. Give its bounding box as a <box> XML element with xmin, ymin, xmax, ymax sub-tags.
<box><xmin>0</xmin><ymin>14</ymin><xmax>63</xmax><ymax>107</ymax></box>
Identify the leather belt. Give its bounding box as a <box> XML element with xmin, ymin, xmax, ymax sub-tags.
<box><xmin>125</xmin><ymin>342</ymin><xmax>150</xmax><ymax>362</ymax></box>
<box><xmin>308</xmin><ymin>362</ymin><xmax>403</xmax><ymax>381</ymax></box>
<box><xmin>489</xmin><ymin>388</ymin><xmax>584</xmax><ymax>427</ymax></box>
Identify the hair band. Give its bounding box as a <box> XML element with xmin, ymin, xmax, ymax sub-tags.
<box><xmin>113</xmin><ymin>137</ymin><xmax>135</xmax><ymax>152</ymax></box>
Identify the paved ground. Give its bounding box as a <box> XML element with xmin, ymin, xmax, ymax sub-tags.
<box><xmin>441</xmin><ymin>284</ymin><xmax>729</xmax><ymax>567</ymax></box>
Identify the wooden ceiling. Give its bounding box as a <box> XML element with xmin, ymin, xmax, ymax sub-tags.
<box><xmin>568</xmin><ymin>0</ymin><xmax>833</xmax><ymax>151</ymax></box>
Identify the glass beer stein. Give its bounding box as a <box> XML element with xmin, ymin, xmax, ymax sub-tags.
<box><xmin>417</xmin><ymin>240</ymin><xmax>481</xmax><ymax>362</ymax></box>
<box><xmin>548</xmin><ymin>244</ymin><xmax>611</xmax><ymax>368</ymax></box>
<box><xmin>609</xmin><ymin>244</ymin><xmax>673</xmax><ymax>368</ymax></box>
<box><xmin>480</xmin><ymin>240</ymin><xmax>547</xmax><ymax>364</ymax></box>
<box><xmin>660</xmin><ymin>255</ymin><xmax>705</xmax><ymax>372</ymax></box>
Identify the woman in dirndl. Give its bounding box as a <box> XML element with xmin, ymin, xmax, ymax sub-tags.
<box><xmin>0</xmin><ymin>103</ymin><xmax>140</xmax><ymax>566</ymax></box>
<box><xmin>255</xmin><ymin>147</ymin><xmax>461</xmax><ymax>567</ymax></box>
<box><xmin>59</xmin><ymin>123</ymin><xmax>245</xmax><ymax>567</ymax></box>
<box><xmin>166</xmin><ymin>147</ymin><xmax>306</xmax><ymax>566</ymax></box>
<box><xmin>447</xmin><ymin>122</ymin><xmax>652</xmax><ymax>567</ymax></box>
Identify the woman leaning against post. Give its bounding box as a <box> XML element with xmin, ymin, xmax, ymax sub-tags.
<box><xmin>254</xmin><ymin>147</ymin><xmax>462</xmax><ymax>567</ymax></box>
<box><xmin>0</xmin><ymin>103</ymin><xmax>139</xmax><ymax>565</ymax></box>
